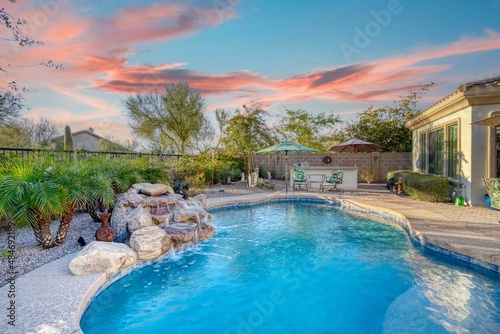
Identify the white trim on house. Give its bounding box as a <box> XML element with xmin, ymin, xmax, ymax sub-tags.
<box><xmin>405</xmin><ymin>76</ymin><xmax>500</xmax><ymax>206</ymax></box>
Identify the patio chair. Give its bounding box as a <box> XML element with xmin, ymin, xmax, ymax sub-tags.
<box><xmin>483</xmin><ymin>178</ymin><xmax>500</xmax><ymax>209</ymax></box>
<box><xmin>320</xmin><ymin>169</ymin><xmax>344</xmax><ymax>192</ymax></box>
<box><xmin>292</xmin><ymin>168</ymin><xmax>308</xmax><ymax>191</ymax></box>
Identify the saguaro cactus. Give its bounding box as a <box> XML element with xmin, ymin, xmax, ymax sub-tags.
<box><xmin>63</xmin><ymin>125</ymin><xmax>73</xmax><ymax>151</ymax></box>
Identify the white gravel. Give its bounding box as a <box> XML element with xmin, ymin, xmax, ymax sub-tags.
<box><xmin>0</xmin><ymin>180</ymin><xmax>285</xmax><ymax>288</ymax></box>
<box><xmin>0</xmin><ymin>213</ymin><xmax>100</xmax><ymax>287</ymax></box>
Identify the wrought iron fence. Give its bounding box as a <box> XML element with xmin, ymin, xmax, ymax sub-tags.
<box><xmin>0</xmin><ymin>147</ymin><xmax>182</xmax><ymax>161</ymax></box>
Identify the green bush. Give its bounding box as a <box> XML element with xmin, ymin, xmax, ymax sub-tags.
<box><xmin>387</xmin><ymin>170</ymin><xmax>412</xmax><ymax>183</ymax></box>
<box><xmin>387</xmin><ymin>170</ymin><xmax>449</xmax><ymax>202</ymax></box>
<box><xmin>405</xmin><ymin>173</ymin><xmax>449</xmax><ymax>202</ymax></box>
<box><xmin>258</xmin><ymin>166</ymin><xmax>276</xmax><ymax>179</ymax></box>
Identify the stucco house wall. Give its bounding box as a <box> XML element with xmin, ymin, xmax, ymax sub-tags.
<box><xmin>406</xmin><ymin>77</ymin><xmax>500</xmax><ymax>206</ymax></box>
<box><xmin>50</xmin><ymin>128</ymin><xmax>124</xmax><ymax>151</ymax></box>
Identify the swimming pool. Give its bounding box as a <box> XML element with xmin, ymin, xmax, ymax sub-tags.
<box><xmin>81</xmin><ymin>201</ymin><xmax>500</xmax><ymax>333</ymax></box>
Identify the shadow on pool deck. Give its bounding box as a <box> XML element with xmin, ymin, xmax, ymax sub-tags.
<box><xmin>1</xmin><ymin>183</ymin><xmax>499</xmax><ymax>333</ymax></box>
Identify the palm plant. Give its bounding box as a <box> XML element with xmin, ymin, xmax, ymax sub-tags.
<box><xmin>103</xmin><ymin>159</ymin><xmax>143</xmax><ymax>194</ymax></box>
<box><xmin>48</xmin><ymin>160</ymin><xmax>114</xmax><ymax>245</ymax></box>
<box><xmin>83</xmin><ymin>158</ymin><xmax>143</xmax><ymax>222</ymax></box>
<box><xmin>0</xmin><ymin>158</ymin><xmax>64</xmax><ymax>248</ymax></box>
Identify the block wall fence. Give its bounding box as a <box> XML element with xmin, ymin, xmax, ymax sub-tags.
<box><xmin>253</xmin><ymin>152</ymin><xmax>412</xmax><ymax>183</ymax></box>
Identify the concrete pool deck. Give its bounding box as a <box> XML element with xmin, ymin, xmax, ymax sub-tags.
<box><xmin>2</xmin><ymin>184</ymin><xmax>500</xmax><ymax>333</ymax></box>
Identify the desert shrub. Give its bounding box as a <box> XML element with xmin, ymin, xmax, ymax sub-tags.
<box><xmin>258</xmin><ymin>165</ymin><xmax>276</xmax><ymax>179</ymax></box>
<box><xmin>404</xmin><ymin>173</ymin><xmax>449</xmax><ymax>202</ymax></box>
<box><xmin>387</xmin><ymin>170</ymin><xmax>449</xmax><ymax>202</ymax></box>
<box><xmin>130</xmin><ymin>158</ymin><xmax>170</xmax><ymax>184</ymax></box>
<box><xmin>387</xmin><ymin>170</ymin><xmax>412</xmax><ymax>183</ymax></box>
<box><xmin>213</xmin><ymin>152</ymin><xmax>244</xmax><ymax>184</ymax></box>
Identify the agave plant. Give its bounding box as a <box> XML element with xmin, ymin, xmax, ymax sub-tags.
<box><xmin>48</xmin><ymin>160</ymin><xmax>114</xmax><ymax>245</ymax></box>
<box><xmin>0</xmin><ymin>158</ymin><xmax>64</xmax><ymax>248</ymax></box>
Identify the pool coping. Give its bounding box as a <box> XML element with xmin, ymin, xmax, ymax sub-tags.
<box><xmin>2</xmin><ymin>191</ymin><xmax>499</xmax><ymax>333</ymax></box>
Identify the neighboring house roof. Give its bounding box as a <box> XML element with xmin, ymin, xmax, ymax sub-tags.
<box><xmin>406</xmin><ymin>76</ymin><xmax>500</xmax><ymax>130</ymax></box>
<box><xmin>50</xmin><ymin>128</ymin><xmax>104</xmax><ymax>142</ymax></box>
<box><xmin>49</xmin><ymin>128</ymin><xmax>127</xmax><ymax>151</ymax></box>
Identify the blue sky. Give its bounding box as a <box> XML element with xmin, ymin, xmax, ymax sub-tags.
<box><xmin>3</xmin><ymin>0</ymin><xmax>500</xmax><ymax>140</ymax></box>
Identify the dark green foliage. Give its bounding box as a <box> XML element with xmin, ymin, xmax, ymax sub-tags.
<box><xmin>63</xmin><ymin>125</ymin><xmax>73</xmax><ymax>151</ymax></box>
<box><xmin>275</xmin><ymin>109</ymin><xmax>341</xmax><ymax>151</ymax></box>
<box><xmin>130</xmin><ymin>158</ymin><xmax>170</xmax><ymax>184</ymax></box>
<box><xmin>387</xmin><ymin>170</ymin><xmax>449</xmax><ymax>202</ymax></box>
<box><xmin>125</xmin><ymin>82</ymin><xmax>207</xmax><ymax>154</ymax></box>
<box><xmin>258</xmin><ymin>165</ymin><xmax>276</xmax><ymax>179</ymax></box>
<box><xmin>336</xmin><ymin>85</ymin><xmax>432</xmax><ymax>152</ymax></box>
<box><xmin>387</xmin><ymin>170</ymin><xmax>412</xmax><ymax>183</ymax></box>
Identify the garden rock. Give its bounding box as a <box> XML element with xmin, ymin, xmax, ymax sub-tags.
<box><xmin>111</xmin><ymin>195</ymin><xmax>130</xmax><ymax>243</ymax></box>
<box><xmin>174</xmin><ymin>201</ymin><xmax>208</xmax><ymax>223</ymax></box>
<box><xmin>161</xmin><ymin>223</ymin><xmax>197</xmax><ymax>244</ymax></box>
<box><xmin>198</xmin><ymin>222</ymin><xmax>216</xmax><ymax>241</ymax></box>
<box><xmin>69</xmin><ymin>241</ymin><xmax>137</xmax><ymax>278</ymax></box>
<box><xmin>136</xmin><ymin>183</ymin><xmax>174</xmax><ymax>196</ymax></box>
<box><xmin>127</xmin><ymin>206</ymin><xmax>154</xmax><ymax>233</ymax></box>
<box><xmin>124</xmin><ymin>191</ymin><xmax>146</xmax><ymax>208</ymax></box>
<box><xmin>129</xmin><ymin>226</ymin><xmax>171</xmax><ymax>260</ymax></box>
<box><xmin>189</xmin><ymin>194</ymin><xmax>208</xmax><ymax>210</ymax></box>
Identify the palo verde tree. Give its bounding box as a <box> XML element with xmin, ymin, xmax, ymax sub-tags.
<box><xmin>336</xmin><ymin>84</ymin><xmax>432</xmax><ymax>152</ymax></box>
<box><xmin>223</xmin><ymin>106</ymin><xmax>275</xmax><ymax>184</ymax></box>
<box><xmin>275</xmin><ymin>108</ymin><xmax>341</xmax><ymax>151</ymax></box>
<box><xmin>125</xmin><ymin>82</ymin><xmax>208</xmax><ymax>155</ymax></box>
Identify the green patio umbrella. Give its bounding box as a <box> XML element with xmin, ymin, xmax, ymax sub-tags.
<box><xmin>256</xmin><ymin>141</ymin><xmax>317</xmax><ymax>193</ymax></box>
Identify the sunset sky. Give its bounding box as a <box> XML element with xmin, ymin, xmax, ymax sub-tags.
<box><xmin>3</xmin><ymin>0</ymin><xmax>500</xmax><ymax>140</ymax></box>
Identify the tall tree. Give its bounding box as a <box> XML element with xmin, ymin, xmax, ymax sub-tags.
<box><xmin>275</xmin><ymin>109</ymin><xmax>341</xmax><ymax>151</ymax></box>
<box><xmin>191</xmin><ymin>117</ymin><xmax>215</xmax><ymax>154</ymax></box>
<box><xmin>125</xmin><ymin>82</ymin><xmax>207</xmax><ymax>154</ymax></box>
<box><xmin>223</xmin><ymin>106</ymin><xmax>275</xmax><ymax>184</ymax></box>
<box><xmin>214</xmin><ymin>108</ymin><xmax>229</xmax><ymax>150</ymax></box>
<box><xmin>0</xmin><ymin>91</ymin><xmax>21</xmax><ymax>124</ymax></box>
<box><xmin>0</xmin><ymin>116</ymin><xmax>62</xmax><ymax>148</ymax></box>
<box><xmin>337</xmin><ymin>85</ymin><xmax>432</xmax><ymax>152</ymax></box>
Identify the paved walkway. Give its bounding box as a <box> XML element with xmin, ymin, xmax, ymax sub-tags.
<box><xmin>1</xmin><ymin>184</ymin><xmax>499</xmax><ymax>333</ymax></box>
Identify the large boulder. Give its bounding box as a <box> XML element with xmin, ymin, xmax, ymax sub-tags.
<box><xmin>145</xmin><ymin>196</ymin><xmax>176</xmax><ymax>213</ymax></box>
<box><xmin>127</xmin><ymin>206</ymin><xmax>154</xmax><ymax>233</ymax></box>
<box><xmin>198</xmin><ymin>222</ymin><xmax>216</xmax><ymax>241</ymax></box>
<box><xmin>69</xmin><ymin>241</ymin><xmax>137</xmax><ymax>278</ymax></box>
<box><xmin>174</xmin><ymin>201</ymin><xmax>208</xmax><ymax>223</ymax></box>
<box><xmin>135</xmin><ymin>183</ymin><xmax>174</xmax><ymax>196</ymax></box>
<box><xmin>123</xmin><ymin>191</ymin><xmax>146</xmax><ymax>208</ymax></box>
<box><xmin>161</xmin><ymin>223</ymin><xmax>197</xmax><ymax>244</ymax></box>
<box><xmin>130</xmin><ymin>226</ymin><xmax>171</xmax><ymax>260</ymax></box>
<box><xmin>188</xmin><ymin>194</ymin><xmax>208</xmax><ymax>210</ymax></box>
<box><xmin>151</xmin><ymin>212</ymin><xmax>173</xmax><ymax>225</ymax></box>
<box><xmin>110</xmin><ymin>195</ymin><xmax>130</xmax><ymax>243</ymax></box>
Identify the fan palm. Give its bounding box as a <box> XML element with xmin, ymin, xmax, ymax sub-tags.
<box><xmin>48</xmin><ymin>160</ymin><xmax>115</xmax><ymax>245</ymax></box>
<box><xmin>83</xmin><ymin>158</ymin><xmax>142</xmax><ymax>222</ymax></box>
<box><xmin>0</xmin><ymin>159</ymin><xmax>64</xmax><ymax>248</ymax></box>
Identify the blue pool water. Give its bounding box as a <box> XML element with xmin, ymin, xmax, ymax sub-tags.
<box><xmin>81</xmin><ymin>201</ymin><xmax>500</xmax><ymax>333</ymax></box>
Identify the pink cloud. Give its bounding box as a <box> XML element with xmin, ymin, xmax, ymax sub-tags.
<box><xmin>3</xmin><ymin>1</ymin><xmax>500</xmax><ymax>141</ymax></box>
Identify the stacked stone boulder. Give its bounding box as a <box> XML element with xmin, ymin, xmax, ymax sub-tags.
<box><xmin>69</xmin><ymin>183</ymin><xmax>215</xmax><ymax>277</ymax></box>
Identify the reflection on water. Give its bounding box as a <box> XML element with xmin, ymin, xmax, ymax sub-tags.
<box><xmin>389</xmin><ymin>247</ymin><xmax>500</xmax><ymax>334</ymax></box>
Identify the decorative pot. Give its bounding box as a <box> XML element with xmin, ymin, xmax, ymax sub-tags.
<box><xmin>95</xmin><ymin>212</ymin><xmax>115</xmax><ymax>242</ymax></box>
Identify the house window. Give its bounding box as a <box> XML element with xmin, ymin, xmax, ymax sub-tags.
<box><xmin>429</xmin><ymin>128</ymin><xmax>444</xmax><ymax>176</ymax></box>
<box><xmin>496</xmin><ymin>126</ymin><xmax>500</xmax><ymax>177</ymax></box>
<box><xmin>447</xmin><ymin>123</ymin><xmax>458</xmax><ymax>179</ymax></box>
<box><xmin>420</xmin><ymin>133</ymin><xmax>427</xmax><ymax>172</ymax></box>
